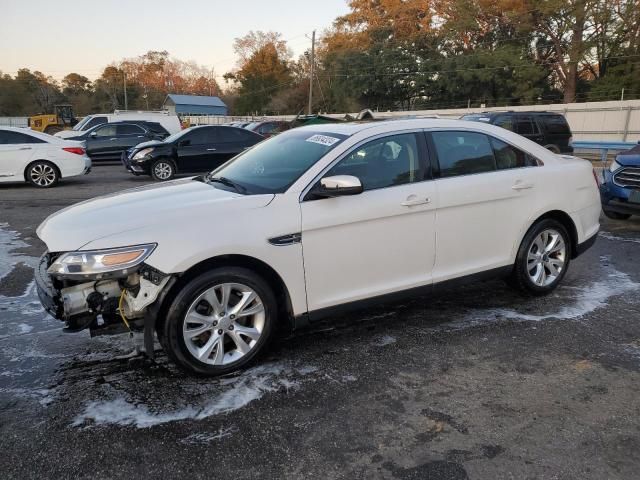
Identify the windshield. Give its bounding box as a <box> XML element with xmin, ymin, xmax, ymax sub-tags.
<box><xmin>207</xmin><ymin>129</ymin><xmax>348</xmax><ymax>194</ymax></box>
<box><xmin>73</xmin><ymin>116</ymin><xmax>91</xmax><ymax>131</ymax></box>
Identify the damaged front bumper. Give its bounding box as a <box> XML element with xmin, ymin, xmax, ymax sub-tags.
<box><xmin>35</xmin><ymin>251</ymin><xmax>172</xmax><ymax>337</ymax></box>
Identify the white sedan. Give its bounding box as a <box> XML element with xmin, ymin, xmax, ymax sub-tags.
<box><xmin>36</xmin><ymin>119</ymin><xmax>601</xmax><ymax>375</ymax></box>
<box><xmin>0</xmin><ymin>127</ymin><xmax>91</xmax><ymax>187</ymax></box>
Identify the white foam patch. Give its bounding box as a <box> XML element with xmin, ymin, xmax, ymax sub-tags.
<box><xmin>373</xmin><ymin>334</ymin><xmax>397</xmax><ymax>347</ymax></box>
<box><xmin>599</xmin><ymin>231</ymin><xmax>640</xmax><ymax>244</ymax></box>
<box><xmin>0</xmin><ymin>222</ymin><xmax>35</xmax><ymax>281</ymax></box>
<box><xmin>459</xmin><ymin>267</ymin><xmax>638</xmax><ymax>327</ymax></box>
<box><xmin>72</xmin><ymin>363</ymin><xmax>317</xmax><ymax>428</ymax></box>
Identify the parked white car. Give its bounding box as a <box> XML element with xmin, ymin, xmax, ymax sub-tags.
<box><xmin>0</xmin><ymin>127</ymin><xmax>91</xmax><ymax>187</ymax></box>
<box><xmin>35</xmin><ymin>119</ymin><xmax>600</xmax><ymax>375</ymax></box>
<box><xmin>54</xmin><ymin>111</ymin><xmax>182</xmax><ymax>139</ymax></box>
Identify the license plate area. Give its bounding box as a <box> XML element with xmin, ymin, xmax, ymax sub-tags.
<box><xmin>629</xmin><ymin>190</ymin><xmax>640</xmax><ymax>204</ymax></box>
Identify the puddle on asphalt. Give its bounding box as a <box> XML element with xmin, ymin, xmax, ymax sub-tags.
<box><xmin>72</xmin><ymin>363</ymin><xmax>318</xmax><ymax>428</ymax></box>
<box><xmin>453</xmin><ymin>264</ymin><xmax>639</xmax><ymax>328</ymax></box>
<box><xmin>1</xmin><ymin>222</ymin><xmax>639</xmax><ymax>431</ymax></box>
<box><xmin>599</xmin><ymin>231</ymin><xmax>640</xmax><ymax>244</ymax></box>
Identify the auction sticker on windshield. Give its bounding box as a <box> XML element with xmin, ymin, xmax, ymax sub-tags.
<box><xmin>306</xmin><ymin>135</ymin><xmax>340</xmax><ymax>147</ymax></box>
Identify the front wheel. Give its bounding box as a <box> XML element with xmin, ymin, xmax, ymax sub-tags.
<box><xmin>150</xmin><ymin>159</ymin><xmax>176</xmax><ymax>181</ymax></box>
<box><xmin>509</xmin><ymin>219</ymin><xmax>571</xmax><ymax>295</ymax></box>
<box><xmin>160</xmin><ymin>267</ymin><xmax>277</xmax><ymax>376</ymax></box>
<box><xmin>603</xmin><ymin>209</ymin><xmax>631</xmax><ymax>220</ymax></box>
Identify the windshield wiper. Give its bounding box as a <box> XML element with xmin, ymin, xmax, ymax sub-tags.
<box><xmin>207</xmin><ymin>175</ymin><xmax>247</xmax><ymax>194</ymax></box>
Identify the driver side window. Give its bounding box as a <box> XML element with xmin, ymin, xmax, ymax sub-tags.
<box><xmin>94</xmin><ymin>125</ymin><xmax>117</xmax><ymax>137</ymax></box>
<box><xmin>326</xmin><ymin>133</ymin><xmax>424</xmax><ymax>191</ymax></box>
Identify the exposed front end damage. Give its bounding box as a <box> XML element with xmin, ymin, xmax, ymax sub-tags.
<box><xmin>35</xmin><ymin>252</ymin><xmax>172</xmax><ymax>343</ymax></box>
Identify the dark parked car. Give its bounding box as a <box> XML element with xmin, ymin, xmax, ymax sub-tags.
<box><xmin>461</xmin><ymin>111</ymin><xmax>573</xmax><ymax>154</ymax></box>
<box><xmin>245</xmin><ymin>121</ymin><xmax>291</xmax><ymax>138</ymax></box>
<box><xmin>66</xmin><ymin>122</ymin><xmax>168</xmax><ymax>162</ymax></box>
<box><xmin>600</xmin><ymin>143</ymin><xmax>640</xmax><ymax>220</ymax></box>
<box><xmin>122</xmin><ymin>125</ymin><xmax>264</xmax><ymax>181</ymax></box>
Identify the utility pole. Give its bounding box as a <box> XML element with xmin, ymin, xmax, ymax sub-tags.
<box><xmin>308</xmin><ymin>30</ymin><xmax>315</xmax><ymax>115</ymax></box>
<box><xmin>123</xmin><ymin>72</ymin><xmax>128</xmax><ymax>110</ymax></box>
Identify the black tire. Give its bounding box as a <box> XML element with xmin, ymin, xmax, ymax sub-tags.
<box><xmin>603</xmin><ymin>209</ymin><xmax>631</xmax><ymax>220</ymax></box>
<box><xmin>509</xmin><ymin>219</ymin><xmax>572</xmax><ymax>295</ymax></box>
<box><xmin>44</xmin><ymin>126</ymin><xmax>62</xmax><ymax>135</ymax></box>
<box><xmin>545</xmin><ymin>144</ymin><xmax>561</xmax><ymax>154</ymax></box>
<box><xmin>160</xmin><ymin>267</ymin><xmax>277</xmax><ymax>376</ymax></box>
<box><xmin>150</xmin><ymin>158</ymin><xmax>176</xmax><ymax>181</ymax></box>
<box><xmin>25</xmin><ymin>161</ymin><xmax>60</xmax><ymax>188</ymax></box>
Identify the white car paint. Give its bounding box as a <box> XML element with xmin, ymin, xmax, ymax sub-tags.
<box><xmin>37</xmin><ymin>119</ymin><xmax>600</xmax><ymax>318</ymax></box>
<box><xmin>0</xmin><ymin>127</ymin><xmax>91</xmax><ymax>184</ymax></box>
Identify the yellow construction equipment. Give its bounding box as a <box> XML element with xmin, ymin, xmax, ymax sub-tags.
<box><xmin>29</xmin><ymin>105</ymin><xmax>78</xmax><ymax>134</ymax></box>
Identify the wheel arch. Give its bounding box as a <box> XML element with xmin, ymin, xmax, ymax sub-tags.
<box><xmin>518</xmin><ymin>210</ymin><xmax>579</xmax><ymax>259</ymax></box>
<box><xmin>154</xmin><ymin>254</ymin><xmax>295</xmax><ymax>337</ymax></box>
<box><xmin>23</xmin><ymin>159</ymin><xmax>61</xmax><ymax>182</ymax></box>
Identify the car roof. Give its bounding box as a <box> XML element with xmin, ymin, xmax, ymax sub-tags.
<box><xmin>464</xmin><ymin>111</ymin><xmax>565</xmax><ymax>117</ymax></box>
<box><xmin>292</xmin><ymin>118</ymin><xmax>496</xmax><ymax>135</ymax></box>
<box><xmin>0</xmin><ymin>126</ymin><xmax>59</xmax><ymax>142</ymax></box>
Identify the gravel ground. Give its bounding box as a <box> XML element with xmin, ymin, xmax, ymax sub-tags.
<box><xmin>1</xmin><ymin>164</ymin><xmax>639</xmax><ymax>480</ymax></box>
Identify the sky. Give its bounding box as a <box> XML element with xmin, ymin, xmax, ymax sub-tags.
<box><xmin>1</xmin><ymin>0</ymin><xmax>350</xmax><ymax>80</ymax></box>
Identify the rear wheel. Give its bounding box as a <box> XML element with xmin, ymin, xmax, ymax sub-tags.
<box><xmin>160</xmin><ymin>267</ymin><xmax>277</xmax><ymax>376</ymax></box>
<box><xmin>509</xmin><ymin>219</ymin><xmax>571</xmax><ymax>295</ymax></box>
<box><xmin>150</xmin><ymin>159</ymin><xmax>175</xmax><ymax>181</ymax></box>
<box><xmin>44</xmin><ymin>125</ymin><xmax>62</xmax><ymax>135</ymax></box>
<box><xmin>603</xmin><ymin>210</ymin><xmax>631</xmax><ymax>220</ymax></box>
<box><xmin>26</xmin><ymin>161</ymin><xmax>59</xmax><ymax>188</ymax></box>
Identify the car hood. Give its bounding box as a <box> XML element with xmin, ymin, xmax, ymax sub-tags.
<box><xmin>37</xmin><ymin>178</ymin><xmax>274</xmax><ymax>252</ymax></box>
<box><xmin>133</xmin><ymin>140</ymin><xmax>167</xmax><ymax>150</ymax></box>
<box><xmin>616</xmin><ymin>153</ymin><xmax>640</xmax><ymax>166</ymax></box>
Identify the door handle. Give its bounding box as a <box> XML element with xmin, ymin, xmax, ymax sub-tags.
<box><xmin>401</xmin><ymin>196</ymin><xmax>431</xmax><ymax>207</ymax></box>
<box><xmin>512</xmin><ymin>182</ymin><xmax>534</xmax><ymax>191</ymax></box>
<box><xmin>110</xmin><ymin>138</ymin><xmax>117</xmax><ymax>141</ymax></box>
<box><xmin>19</xmin><ymin>147</ymin><xmax>32</xmax><ymax>150</ymax></box>
<box><xmin>207</xmin><ymin>148</ymin><xmax>217</xmax><ymax>151</ymax></box>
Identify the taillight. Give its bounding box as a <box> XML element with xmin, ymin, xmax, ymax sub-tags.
<box><xmin>63</xmin><ymin>147</ymin><xmax>85</xmax><ymax>155</ymax></box>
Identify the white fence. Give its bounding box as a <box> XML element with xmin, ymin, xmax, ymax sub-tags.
<box><xmin>0</xmin><ymin>117</ymin><xmax>29</xmax><ymax>127</ymax></box>
<box><xmin>187</xmin><ymin>99</ymin><xmax>640</xmax><ymax>143</ymax></box>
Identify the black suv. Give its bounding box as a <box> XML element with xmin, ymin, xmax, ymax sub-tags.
<box><xmin>461</xmin><ymin>112</ymin><xmax>573</xmax><ymax>154</ymax></box>
<box><xmin>66</xmin><ymin>121</ymin><xmax>169</xmax><ymax>162</ymax></box>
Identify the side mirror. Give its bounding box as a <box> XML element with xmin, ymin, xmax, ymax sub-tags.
<box><xmin>312</xmin><ymin>175</ymin><xmax>363</xmax><ymax>198</ymax></box>
<box><xmin>178</xmin><ymin>139</ymin><xmax>191</xmax><ymax>147</ymax></box>
<box><xmin>90</xmin><ymin>131</ymin><xmax>98</xmax><ymax>138</ymax></box>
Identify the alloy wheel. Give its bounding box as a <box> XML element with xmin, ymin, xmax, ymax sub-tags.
<box><xmin>30</xmin><ymin>164</ymin><xmax>56</xmax><ymax>187</ymax></box>
<box><xmin>182</xmin><ymin>282</ymin><xmax>265</xmax><ymax>365</ymax></box>
<box><xmin>527</xmin><ymin>228</ymin><xmax>566</xmax><ymax>287</ymax></box>
<box><xmin>154</xmin><ymin>162</ymin><xmax>173</xmax><ymax>180</ymax></box>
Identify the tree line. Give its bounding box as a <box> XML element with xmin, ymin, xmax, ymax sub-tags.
<box><xmin>1</xmin><ymin>0</ymin><xmax>639</xmax><ymax>117</ymax></box>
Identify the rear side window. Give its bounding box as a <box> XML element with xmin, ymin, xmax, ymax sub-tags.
<box><xmin>218</xmin><ymin>127</ymin><xmax>254</xmax><ymax>143</ymax></box>
<box><xmin>540</xmin><ymin>115</ymin><xmax>570</xmax><ymax>134</ymax></box>
<box><xmin>490</xmin><ymin>137</ymin><xmax>538</xmax><ymax>169</ymax></box>
<box><xmin>514</xmin><ymin>116</ymin><xmax>538</xmax><ymax>135</ymax></box>
<box><xmin>432</xmin><ymin>131</ymin><xmax>496</xmax><ymax>177</ymax></box>
<box><xmin>0</xmin><ymin>130</ymin><xmax>45</xmax><ymax>144</ymax></box>
<box><xmin>187</xmin><ymin>127</ymin><xmax>217</xmax><ymax>145</ymax></box>
<box><xmin>117</xmin><ymin>124</ymin><xmax>145</xmax><ymax>135</ymax></box>
<box><xmin>494</xmin><ymin>115</ymin><xmax>514</xmax><ymax>131</ymax></box>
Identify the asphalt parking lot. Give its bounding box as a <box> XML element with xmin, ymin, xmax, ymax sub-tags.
<box><xmin>1</xmin><ymin>164</ymin><xmax>639</xmax><ymax>480</ymax></box>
